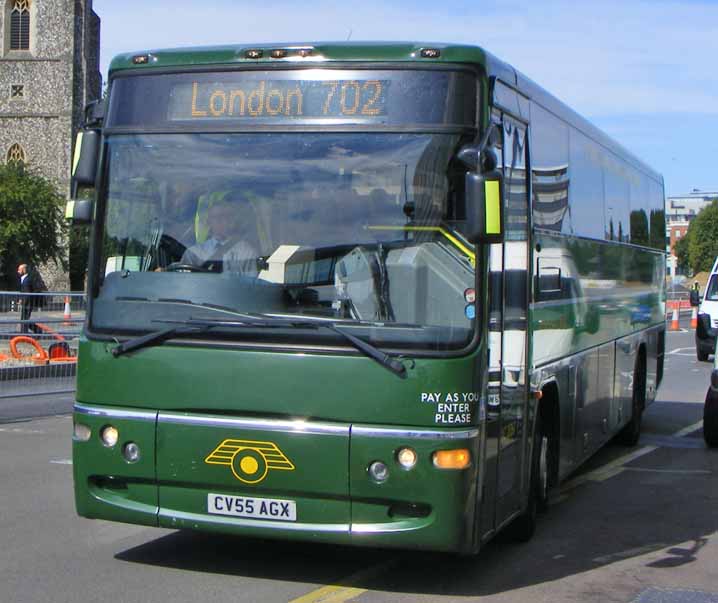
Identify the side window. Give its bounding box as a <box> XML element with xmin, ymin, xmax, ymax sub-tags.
<box><xmin>648</xmin><ymin>179</ymin><xmax>666</xmax><ymax>250</ymax></box>
<box><xmin>629</xmin><ymin>174</ymin><xmax>650</xmax><ymax>246</ymax></box>
<box><xmin>568</xmin><ymin>129</ymin><xmax>605</xmax><ymax>240</ymax></box>
<box><xmin>603</xmin><ymin>156</ymin><xmax>631</xmax><ymax>242</ymax></box>
<box><xmin>530</xmin><ymin>103</ymin><xmax>569</xmax><ymax>233</ymax></box>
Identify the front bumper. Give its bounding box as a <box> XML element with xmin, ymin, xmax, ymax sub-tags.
<box><xmin>72</xmin><ymin>404</ymin><xmax>480</xmax><ymax>553</ymax></box>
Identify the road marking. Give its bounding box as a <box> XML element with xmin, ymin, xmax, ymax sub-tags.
<box><xmin>288</xmin><ymin>559</ymin><xmax>399</xmax><ymax>603</ymax></box>
<box><xmin>673</xmin><ymin>420</ymin><xmax>704</xmax><ymax>437</ymax></box>
<box><xmin>50</xmin><ymin>459</ymin><xmax>72</xmax><ymax>465</ymax></box>
<box><xmin>0</xmin><ymin>427</ymin><xmax>47</xmax><ymax>434</ymax></box>
<box><xmin>592</xmin><ymin>542</ymin><xmax>667</xmax><ymax>564</ymax></box>
<box><xmin>667</xmin><ymin>347</ymin><xmax>697</xmax><ymax>356</ymax></box>
<box><xmin>624</xmin><ymin>467</ymin><xmax>710</xmax><ymax>475</ymax></box>
<box><xmin>560</xmin><ymin>419</ymin><xmax>706</xmax><ymax>494</ymax></box>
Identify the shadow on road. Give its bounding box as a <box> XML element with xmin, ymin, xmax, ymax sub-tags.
<box><xmin>115</xmin><ymin>440</ymin><xmax>718</xmax><ymax>597</ymax></box>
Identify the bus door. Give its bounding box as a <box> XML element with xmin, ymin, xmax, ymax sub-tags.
<box><xmin>483</xmin><ymin>113</ymin><xmax>531</xmax><ymax>535</ymax></box>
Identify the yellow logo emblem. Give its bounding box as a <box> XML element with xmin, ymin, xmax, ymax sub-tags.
<box><xmin>204</xmin><ymin>439</ymin><xmax>295</xmax><ymax>484</ymax></box>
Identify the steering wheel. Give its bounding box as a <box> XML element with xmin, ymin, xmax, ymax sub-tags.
<box><xmin>165</xmin><ymin>262</ymin><xmax>211</xmax><ymax>273</ymax></box>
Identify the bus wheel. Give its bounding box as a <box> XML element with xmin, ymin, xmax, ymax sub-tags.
<box><xmin>617</xmin><ymin>355</ymin><xmax>646</xmax><ymax>446</ymax></box>
<box><xmin>509</xmin><ymin>414</ymin><xmax>546</xmax><ymax>542</ymax></box>
<box><xmin>704</xmin><ymin>388</ymin><xmax>718</xmax><ymax>448</ymax></box>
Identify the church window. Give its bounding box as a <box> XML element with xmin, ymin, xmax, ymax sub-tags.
<box><xmin>10</xmin><ymin>84</ymin><xmax>24</xmax><ymax>99</ymax></box>
<box><xmin>10</xmin><ymin>0</ymin><xmax>31</xmax><ymax>51</ymax></box>
<box><xmin>7</xmin><ymin>143</ymin><xmax>26</xmax><ymax>165</ymax></box>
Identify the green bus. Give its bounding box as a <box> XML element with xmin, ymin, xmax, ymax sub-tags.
<box><xmin>69</xmin><ymin>42</ymin><xmax>666</xmax><ymax>554</ymax></box>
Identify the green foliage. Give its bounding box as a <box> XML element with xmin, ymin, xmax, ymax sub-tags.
<box><xmin>687</xmin><ymin>201</ymin><xmax>718</xmax><ymax>273</ymax></box>
<box><xmin>629</xmin><ymin>210</ymin><xmax>649</xmax><ymax>247</ymax></box>
<box><xmin>673</xmin><ymin>232</ymin><xmax>690</xmax><ymax>272</ymax></box>
<box><xmin>649</xmin><ymin>209</ymin><xmax>666</xmax><ymax>251</ymax></box>
<box><xmin>69</xmin><ymin>224</ymin><xmax>90</xmax><ymax>291</ymax></box>
<box><xmin>0</xmin><ymin>163</ymin><xmax>66</xmax><ymax>288</ymax></box>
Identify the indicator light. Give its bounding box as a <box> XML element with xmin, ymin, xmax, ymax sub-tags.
<box><xmin>245</xmin><ymin>49</ymin><xmax>263</xmax><ymax>59</ymax></box>
<box><xmin>73</xmin><ymin>422</ymin><xmax>91</xmax><ymax>442</ymax></box>
<box><xmin>123</xmin><ymin>442</ymin><xmax>141</xmax><ymax>463</ymax></box>
<box><xmin>271</xmin><ymin>49</ymin><xmax>287</xmax><ymax>59</ymax></box>
<box><xmin>432</xmin><ymin>449</ymin><xmax>471</xmax><ymax>470</ymax></box>
<box><xmin>464</xmin><ymin>288</ymin><xmax>476</xmax><ymax>303</ymax></box>
<box><xmin>132</xmin><ymin>54</ymin><xmax>149</xmax><ymax>64</ymax></box>
<box><xmin>297</xmin><ymin>48</ymin><xmax>313</xmax><ymax>57</ymax></box>
<box><xmin>100</xmin><ymin>425</ymin><xmax>119</xmax><ymax>448</ymax></box>
<box><xmin>465</xmin><ymin>304</ymin><xmax>476</xmax><ymax>320</ymax></box>
<box><xmin>420</xmin><ymin>48</ymin><xmax>441</xmax><ymax>58</ymax></box>
<box><xmin>368</xmin><ymin>461</ymin><xmax>389</xmax><ymax>482</ymax></box>
<box><xmin>396</xmin><ymin>447</ymin><xmax>417</xmax><ymax>469</ymax></box>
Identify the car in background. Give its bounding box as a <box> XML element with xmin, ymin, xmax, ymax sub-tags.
<box><xmin>695</xmin><ymin>257</ymin><xmax>718</xmax><ymax>361</ymax></box>
<box><xmin>704</xmin><ymin>339</ymin><xmax>718</xmax><ymax>447</ymax></box>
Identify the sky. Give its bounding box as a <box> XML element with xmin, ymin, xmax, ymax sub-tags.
<box><xmin>93</xmin><ymin>0</ymin><xmax>718</xmax><ymax>197</ymax></box>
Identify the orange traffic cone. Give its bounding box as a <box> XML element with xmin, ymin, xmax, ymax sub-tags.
<box><xmin>670</xmin><ymin>308</ymin><xmax>680</xmax><ymax>331</ymax></box>
<box><xmin>63</xmin><ymin>296</ymin><xmax>72</xmax><ymax>326</ymax></box>
<box><xmin>691</xmin><ymin>306</ymin><xmax>698</xmax><ymax>329</ymax></box>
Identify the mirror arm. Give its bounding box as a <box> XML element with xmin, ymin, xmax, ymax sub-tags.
<box><xmin>457</xmin><ymin>123</ymin><xmax>498</xmax><ymax>171</ymax></box>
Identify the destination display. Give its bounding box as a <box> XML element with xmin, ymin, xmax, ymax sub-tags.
<box><xmin>173</xmin><ymin>79</ymin><xmax>390</xmax><ymax>121</ymax></box>
<box><xmin>106</xmin><ymin>70</ymin><xmax>476</xmax><ymax>128</ymax></box>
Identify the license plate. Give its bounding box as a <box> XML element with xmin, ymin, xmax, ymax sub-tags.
<box><xmin>207</xmin><ymin>493</ymin><xmax>297</xmax><ymax>521</ymax></box>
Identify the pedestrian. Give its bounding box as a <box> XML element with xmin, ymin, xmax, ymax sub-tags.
<box><xmin>17</xmin><ymin>263</ymin><xmax>40</xmax><ymax>334</ymax></box>
<box><xmin>690</xmin><ymin>281</ymin><xmax>701</xmax><ymax>307</ymax></box>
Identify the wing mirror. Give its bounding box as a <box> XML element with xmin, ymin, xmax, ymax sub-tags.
<box><xmin>458</xmin><ymin>138</ymin><xmax>504</xmax><ymax>244</ymax></box>
<box><xmin>68</xmin><ymin>130</ymin><xmax>100</xmax><ymax>224</ymax></box>
<box><xmin>465</xmin><ymin>167</ymin><xmax>504</xmax><ymax>244</ymax></box>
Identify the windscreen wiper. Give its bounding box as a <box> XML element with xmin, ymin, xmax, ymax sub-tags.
<box><xmin>111</xmin><ymin>324</ymin><xmax>210</xmax><ymax>358</ymax></box>
<box><xmin>160</xmin><ymin>315</ymin><xmax>407</xmax><ymax>379</ymax></box>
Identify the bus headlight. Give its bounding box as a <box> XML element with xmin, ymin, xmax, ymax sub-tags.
<box><xmin>100</xmin><ymin>425</ymin><xmax>119</xmax><ymax>447</ymax></box>
<box><xmin>368</xmin><ymin>461</ymin><xmax>389</xmax><ymax>482</ymax></box>
<box><xmin>73</xmin><ymin>422</ymin><xmax>91</xmax><ymax>442</ymax></box>
<box><xmin>123</xmin><ymin>442</ymin><xmax>141</xmax><ymax>463</ymax></box>
<box><xmin>396</xmin><ymin>447</ymin><xmax>417</xmax><ymax>469</ymax></box>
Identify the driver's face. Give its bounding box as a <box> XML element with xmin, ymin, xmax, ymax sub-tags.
<box><xmin>208</xmin><ymin>205</ymin><xmax>237</xmax><ymax>239</ymax></box>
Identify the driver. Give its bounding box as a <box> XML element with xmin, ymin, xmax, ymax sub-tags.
<box><xmin>180</xmin><ymin>195</ymin><xmax>258</xmax><ymax>275</ymax></box>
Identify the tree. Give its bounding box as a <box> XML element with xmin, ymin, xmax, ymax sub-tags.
<box><xmin>0</xmin><ymin>163</ymin><xmax>66</xmax><ymax>289</ymax></box>
<box><xmin>673</xmin><ymin>232</ymin><xmax>690</xmax><ymax>273</ymax></box>
<box><xmin>629</xmin><ymin>209</ymin><xmax>649</xmax><ymax>246</ymax></box>
<box><xmin>687</xmin><ymin>200</ymin><xmax>718</xmax><ymax>274</ymax></box>
<box><xmin>69</xmin><ymin>224</ymin><xmax>90</xmax><ymax>291</ymax></box>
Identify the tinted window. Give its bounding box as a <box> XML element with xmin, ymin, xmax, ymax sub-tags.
<box><xmin>603</xmin><ymin>156</ymin><xmax>631</xmax><ymax>242</ymax></box>
<box><xmin>530</xmin><ymin>103</ymin><xmax>569</xmax><ymax>232</ymax></box>
<box><xmin>569</xmin><ymin>130</ymin><xmax>605</xmax><ymax>240</ymax></box>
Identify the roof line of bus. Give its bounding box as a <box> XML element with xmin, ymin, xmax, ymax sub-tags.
<box><xmin>107</xmin><ymin>41</ymin><xmax>663</xmax><ymax>185</ymax></box>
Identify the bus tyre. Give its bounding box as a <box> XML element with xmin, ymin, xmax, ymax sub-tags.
<box><xmin>509</xmin><ymin>414</ymin><xmax>547</xmax><ymax>542</ymax></box>
<box><xmin>617</xmin><ymin>355</ymin><xmax>646</xmax><ymax>446</ymax></box>
<box><xmin>697</xmin><ymin>347</ymin><xmax>709</xmax><ymax>362</ymax></box>
<box><xmin>704</xmin><ymin>388</ymin><xmax>718</xmax><ymax>448</ymax></box>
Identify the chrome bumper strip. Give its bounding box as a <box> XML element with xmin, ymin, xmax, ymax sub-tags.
<box><xmin>158</xmin><ymin>412</ymin><xmax>350</xmax><ymax>436</ymax></box>
<box><xmin>352</xmin><ymin>425</ymin><xmax>479</xmax><ymax>440</ymax></box>
<box><xmin>74</xmin><ymin>404</ymin><xmax>157</xmax><ymax>422</ymax></box>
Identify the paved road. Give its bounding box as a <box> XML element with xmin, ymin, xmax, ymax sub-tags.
<box><xmin>1</xmin><ymin>324</ymin><xmax>716</xmax><ymax>603</ymax></box>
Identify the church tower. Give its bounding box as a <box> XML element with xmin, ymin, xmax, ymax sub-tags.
<box><xmin>0</xmin><ymin>0</ymin><xmax>100</xmax><ymax>286</ymax></box>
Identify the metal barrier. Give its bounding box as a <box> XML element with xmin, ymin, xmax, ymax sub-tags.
<box><xmin>0</xmin><ymin>291</ymin><xmax>85</xmax><ymax>399</ymax></box>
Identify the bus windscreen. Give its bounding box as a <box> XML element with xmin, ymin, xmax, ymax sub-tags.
<box><xmin>106</xmin><ymin>69</ymin><xmax>476</xmax><ymax>129</ymax></box>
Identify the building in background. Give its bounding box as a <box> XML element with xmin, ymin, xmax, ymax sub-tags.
<box><xmin>0</xmin><ymin>0</ymin><xmax>101</xmax><ymax>288</ymax></box>
<box><xmin>666</xmin><ymin>189</ymin><xmax>718</xmax><ymax>278</ymax></box>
